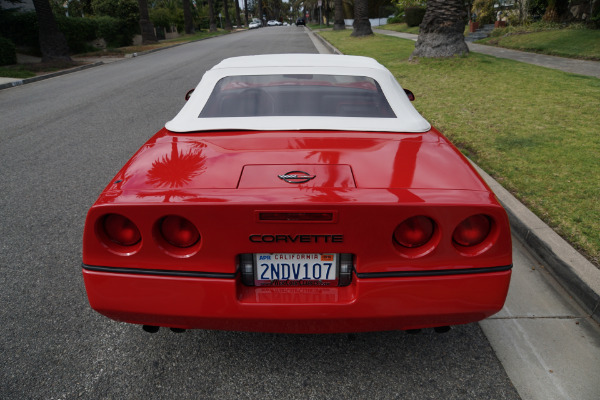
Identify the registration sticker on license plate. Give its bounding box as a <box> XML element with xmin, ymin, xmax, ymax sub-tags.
<box><xmin>254</xmin><ymin>253</ymin><xmax>338</xmax><ymax>286</ymax></box>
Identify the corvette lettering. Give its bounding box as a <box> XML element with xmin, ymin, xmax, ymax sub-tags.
<box><xmin>249</xmin><ymin>234</ymin><xmax>343</xmax><ymax>243</ymax></box>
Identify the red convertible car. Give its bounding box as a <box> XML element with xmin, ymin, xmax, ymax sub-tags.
<box><xmin>82</xmin><ymin>54</ymin><xmax>512</xmax><ymax>333</ymax></box>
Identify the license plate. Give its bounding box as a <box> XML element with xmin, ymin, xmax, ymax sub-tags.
<box><xmin>254</xmin><ymin>253</ymin><xmax>338</xmax><ymax>286</ymax></box>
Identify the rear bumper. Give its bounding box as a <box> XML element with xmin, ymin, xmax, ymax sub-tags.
<box><xmin>82</xmin><ymin>265</ymin><xmax>511</xmax><ymax>333</ymax></box>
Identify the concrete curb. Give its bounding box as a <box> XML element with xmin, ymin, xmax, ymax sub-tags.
<box><xmin>307</xmin><ymin>27</ymin><xmax>343</xmax><ymax>55</ymax></box>
<box><xmin>0</xmin><ymin>61</ymin><xmax>103</xmax><ymax>91</ymax></box>
<box><xmin>470</xmin><ymin>164</ymin><xmax>600</xmax><ymax>324</ymax></box>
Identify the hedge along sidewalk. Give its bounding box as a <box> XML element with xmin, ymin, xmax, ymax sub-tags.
<box><xmin>313</xmin><ymin>29</ymin><xmax>600</xmax><ymax>323</ymax></box>
<box><xmin>372</xmin><ymin>28</ymin><xmax>600</xmax><ymax>78</ymax></box>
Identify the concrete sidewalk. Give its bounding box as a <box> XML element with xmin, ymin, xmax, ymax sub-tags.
<box><xmin>372</xmin><ymin>28</ymin><xmax>600</xmax><ymax>78</ymax></box>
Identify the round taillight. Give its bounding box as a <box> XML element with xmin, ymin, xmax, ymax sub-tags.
<box><xmin>453</xmin><ymin>214</ymin><xmax>492</xmax><ymax>247</ymax></box>
<box><xmin>393</xmin><ymin>216</ymin><xmax>435</xmax><ymax>248</ymax></box>
<box><xmin>160</xmin><ymin>216</ymin><xmax>200</xmax><ymax>248</ymax></box>
<box><xmin>103</xmin><ymin>214</ymin><xmax>141</xmax><ymax>246</ymax></box>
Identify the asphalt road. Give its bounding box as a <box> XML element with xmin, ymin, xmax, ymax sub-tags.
<box><xmin>0</xmin><ymin>27</ymin><xmax>520</xmax><ymax>399</ymax></box>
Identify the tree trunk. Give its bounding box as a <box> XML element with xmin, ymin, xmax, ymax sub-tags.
<box><xmin>32</xmin><ymin>0</ymin><xmax>71</xmax><ymax>62</ymax></box>
<box><xmin>258</xmin><ymin>0</ymin><xmax>263</xmax><ymax>26</ymax></box>
<box><xmin>137</xmin><ymin>0</ymin><xmax>157</xmax><ymax>44</ymax></box>
<box><xmin>244</xmin><ymin>0</ymin><xmax>249</xmax><ymax>27</ymax></box>
<box><xmin>351</xmin><ymin>0</ymin><xmax>372</xmax><ymax>37</ymax></box>
<box><xmin>183</xmin><ymin>0</ymin><xmax>195</xmax><ymax>34</ymax></box>
<box><xmin>334</xmin><ymin>0</ymin><xmax>345</xmax><ymax>30</ymax></box>
<box><xmin>223</xmin><ymin>0</ymin><xmax>233</xmax><ymax>30</ymax></box>
<box><xmin>234</xmin><ymin>0</ymin><xmax>242</xmax><ymax>28</ymax></box>
<box><xmin>207</xmin><ymin>0</ymin><xmax>217</xmax><ymax>32</ymax></box>
<box><xmin>411</xmin><ymin>0</ymin><xmax>468</xmax><ymax>58</ymax></box>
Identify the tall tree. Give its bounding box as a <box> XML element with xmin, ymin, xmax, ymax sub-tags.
<box><xmin>32</xmin><ymin>0</ymin><xmax>71</xmax><ymax>62</ymax></box>
<box><xmin>234</xmin><ymin>0</ymin><xmax>242</xmax><ymax>27</ymax></box>
<box><xmin>351</xmin><ymin>0</ymin><xmax>372</xmax><ymax>36</ymax></box>
<box><xmin>223</xmin><ymin>0</ymin><xmax>233</xmax><ymax>29</ymax></box>
<box><xmin>333</xmin><ymin>0</ymin><xmax>345</xmax><ymax>30</ymax></box>
<box><xmin>207</xmin><ymin>0</ymin><xmax>217</xmax><ymax>31</ymax></box>
<box><xmin>137</xmin><ymin>0</ymin><xmax>158</xmax><ymax>43</ymax></box>
<box><xmin>411</xmin><ymin>0</ymin><xmax>468</xmax><ymax>58</ymax></box>
<box><xmin>244</xmin><ymin>0</ymin><xmax>249</xmax><ymax>26</ymax></box>
<box><xmin>183</xmin><ymin>0</ymin><xmax>195</xmax><ymax>34</ymax></box>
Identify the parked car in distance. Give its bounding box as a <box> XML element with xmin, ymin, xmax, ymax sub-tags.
<box><xmin>249</xmin><ymin>20</ymin><xmax>260</xmax><ymax>29</ymax></box>
<box><xmin>295</xmin><ymin>17</ymin><xmax>306</xmax><ymax>26</ymax></box>
<box><xmin>82</xmin><ymin>54</ymin><xmax>512</xmax><ymax>334</ymax></box>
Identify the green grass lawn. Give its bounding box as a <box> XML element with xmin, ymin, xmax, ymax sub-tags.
<box><xmin>0</xmin><ymin>66</ymin><xmax>36</xmax><ymax>79</ymax></box>
<box><xmin>320</xmin><ymin>30</ymin><xmax>600</xmax><ymax>266</ymax></box>
<box><xmin>378</xmin><ymin>23</ymin><xmax>420</xmax><ymax>34</ymax></box>
<box><xmin>307</xmin><ymin>22</ymin><xmax>333</xmax><ymax>30</ymax></box>
<box><xmin>0</xmin><ymin>59</ymin><xmax>87</xmax><ymax>79</ymax></box>
<box><xmin>478</xmin><ymin>27</ymin><xmax>600</xmax><ymax>60</ymax></box>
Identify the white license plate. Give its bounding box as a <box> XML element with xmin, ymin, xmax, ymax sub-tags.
<box><xmin>254</xmin><ymin>253</ymin><xmax>338</xmax><ymax>286</ymax></box>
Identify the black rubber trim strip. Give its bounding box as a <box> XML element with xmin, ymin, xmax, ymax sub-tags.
<box><xmin>82</xmin><ymin>264</ymin><xmax>237</xmax><ymax>279</ymax></box>
<box><xmin>356</xmin><ymin>265</ymin><xmax>513</xmax><ymax>279</ymax></box>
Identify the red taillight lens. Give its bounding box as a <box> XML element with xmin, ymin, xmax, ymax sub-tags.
<box><xmin>160</xmin><ymin>216</ymin><xmax>200</xmax><ymax>248</ymax></box>
<box><xmin>453</xmin><ymin>214</ymin><xmax>491</xmax><ymax>247</ymax></box>
<box><xmin>103</xmin><ymin>214</ymin><xmax>141</xmax><ymax>246</ymax></box>
<box><xmin>393</xmin><ymin>216</ymin><xmax>435</xmax><ymax>248</ymax></box>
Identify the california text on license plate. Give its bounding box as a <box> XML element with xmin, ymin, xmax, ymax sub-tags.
<box><xmin>254</xmin><ymin>253</ymin><xmax>338</xmax><ymax>287</ymax></box>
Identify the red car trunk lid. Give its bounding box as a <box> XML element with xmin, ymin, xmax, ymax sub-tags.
<box><xmin>237</xmin><ymin>165</ymin><xmax>356</xmax><ymax>188</ymax></box>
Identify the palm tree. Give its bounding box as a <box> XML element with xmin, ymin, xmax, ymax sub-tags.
<box><xmin>183</xmin><ymin>0</ymin><xmax>195</xmax><ymax>34</ymax></box>
<box><xmin>223</xmin><ymin>0</ymin><xmax>233</xmax><ymax>30</ymax></box>
<box><xmin>233</xmin><ymin>0</ymin><xmax>242</xmax><ymax>28</ymax></box>
<box><xmin>207</xmin><ymin>0</ymin><xmax>217</xmax><ymax>32</ymax></box>
<box><xmin>333</xmin><ymin>0</ymin><xmax>345</xmax><ymax>30</ymax></box>
<box><xmin>31</xmin><ymin>0</ymin><xmax>71</xmax><ymax>62</ymax></box>
<box><xmin>411</xmin><ymin>0</ymin><xmax>468</xmax><ymax>58</ymax></box>
<box><xmin>351</xmin><ymin>0</ymin><xmax>372</xmax><ymax>37</ymax></box>
<box><xmin>137</xmin><ymin>0</ymin><xmax>158</xmax><ymax>43</ymax></box>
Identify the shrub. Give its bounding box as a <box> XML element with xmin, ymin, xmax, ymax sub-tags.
<box><xmin>92</xmin><ymin>0</ymin><xmax>139</xmax><ymax>28</ymax></box>
<box><xmin>93</xmin><ymin>15</ymin><xmax>135</xmax><ymax>47</ymax></box>
<box><xmin>0</xmin><ymin>36</ymin><xmax>17</xmax><ymax>66</ymax></box>
<box><xmin>0</xmin><ymin>10</ymin><xmax>39</xmax><ymax>51</ymax></box>
<box><xmin>387</xmin><ymin>14</ymin><xmax>405</xmax><ymax>24</ymax></box>
<box><xmin>405</xmin><ymin>7</ymin><xmax>426</xmax><ymax>27</ymax></box>
<box><xmin>150</xmin><ymin>7</ymin><xmax>172</xmax><ymax>32</ymax></box>
<box><xmin>472</xmin><ymin>0</ymin><xmax>496</xmax><ymax>25</ymax></box>
<box><xmin>56</xmin><ymin>16</ymin><xmax>98</xmax><ymax>53</ymax></box>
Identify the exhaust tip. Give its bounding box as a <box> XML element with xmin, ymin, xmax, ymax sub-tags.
<box><xmin>434</xmin><ymin>326</ymin><xmax>451</xmax><ymax>334</ymax></box>
<box><xmin>170</xmin><ymin>328</ymin><xmax>186</xmax><ymax>333</ymax></box>
<box><xmin>142</xmin><ymin>325</ymin><xmax>160</xmax><ymax>333</ymax></box>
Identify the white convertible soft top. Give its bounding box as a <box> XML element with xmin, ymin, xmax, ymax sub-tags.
<box><xmin>165</xmin><ymin>54</ymin><xmax>431</xmax><ymax>133</ymax></box>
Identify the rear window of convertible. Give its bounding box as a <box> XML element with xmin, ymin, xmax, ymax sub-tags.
<box><xmin>199</xmin><ymin>74</ymin><xmax>396</xmax><ymax>118</ymax></box>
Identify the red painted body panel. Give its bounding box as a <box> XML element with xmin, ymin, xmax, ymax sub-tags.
<box><xmin>82</xmin><ymin>127</ymin><xmax>512</xmax><ymax>333</ymax></box>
